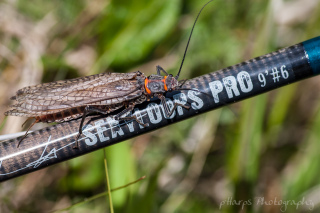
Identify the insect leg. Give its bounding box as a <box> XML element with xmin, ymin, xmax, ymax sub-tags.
<box><xmin>75</xmin><ymin>106</ymin><xmax>89</xmax><ymax>148</ymax></box>
<box><xmin>75</xmin><ymin>105</ymin><xmax>111</xmax><ymax>149</ymax></box>
<box><xmin>115</xmin><ymin>104</ymin><xmax>147</xmax><ymax>127</ymax></box>
<box><xmin>74</xmin><ymin>103</ymin><xmax>147</xmax><ymax>148</ymax></box>
<box><xmin>156</xmin><ymin>65</ymin><xmax>168</xmax><ymax>75</ymax></box>
<box><xmin>155</xmin><ymin>93</ymin><xmax>190</xmax><ymax>117</ymax></box>
<box><xmin>17</xmin><ymin>118</ymin><xmax>39</xmax><ymax>148</ymax></box>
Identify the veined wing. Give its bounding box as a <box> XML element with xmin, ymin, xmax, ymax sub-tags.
<box><xmin>5</xmin><ymin>72</ymin><xmax>144</xmax><ymax>117</ymax></box>
<box><xmin>12</xmin><ymin>72</ymin><xmax>140</xmax><ymax>98</ymax></box>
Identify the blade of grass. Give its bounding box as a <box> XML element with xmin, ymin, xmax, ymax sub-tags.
<box><xmin>105</xmin><ymin>141</ymin><xmax>137</xmax><ymax>207</ymax></box>
<box><xmin>282</xmin><ymin>100</ymin><xmax>320</xmax><ymax>208</ymax></box>
<box><xmin>266</xmin><ymin>84</ymin><xmax>298</xmax><ymax>146</ymax></box>
<box><xmin>225</xmin><ymin>95</ymin><xmax>267</xmax><ymax>212</ymax></box>
<box><xmin>104</xmin><ymin>148</ymin><xmax>114</xmax><ymax>213</ymax></box>
<box><xmin>51</xmin><ymin>176</ymin><xmax>146</xmax><ymax>213</ymax></box>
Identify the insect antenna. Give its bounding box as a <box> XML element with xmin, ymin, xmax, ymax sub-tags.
<box><xmin>178</xmin><ymin>79</ymin><xmax>188</xmax><ymax>88</ymax></box>
<box><xmin>175</xmin><ymin>0</ymin><xmax>213</xmax><ymax>80</ymax></box>
<box><xmin>177</xmin><ymin>79</ymin><xmax>211</xmax><ymax>97</ymax></box>
<box><xmin>177</xmin><ymin>87</ymin><xmax>212</xmax><ymax>98</ymax></box>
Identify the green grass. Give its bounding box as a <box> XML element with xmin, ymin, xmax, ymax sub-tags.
<box><xmin>1</xmin><ymin>0</ymin><xmax>320</xmax><ymax>212</ymax></box>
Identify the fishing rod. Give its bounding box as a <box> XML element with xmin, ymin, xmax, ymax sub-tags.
<box><xmin>0</xmin><ymin>36</ymin><xmax>319</xmax><ymax>182</ymax></box>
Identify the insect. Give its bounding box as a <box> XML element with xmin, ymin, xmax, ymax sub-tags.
<box><xmin>4</xmin><ymin>0</ymin><xmax>213</xmax><ymax>148</ymax></box>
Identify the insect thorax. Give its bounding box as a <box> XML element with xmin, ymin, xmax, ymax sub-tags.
<box><xmin>144</xmin><ymin>74</ymin><xmax>179</xmax><ymax>95</ymax></box>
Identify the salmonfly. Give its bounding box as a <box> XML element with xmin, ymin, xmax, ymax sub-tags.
<box><xmin>4</xmin><ymin>0</ymin><xmax>213</xmax><ymax>148</ymax></box>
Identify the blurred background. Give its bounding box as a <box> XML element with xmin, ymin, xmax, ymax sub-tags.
<box><xmin>0</xmin><ymin>0</ymin><xmax>320</xmax><ymax>212</ymax></box>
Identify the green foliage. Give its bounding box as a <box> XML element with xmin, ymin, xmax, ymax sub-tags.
<box><xmin>92</xmin><ymin>0</ymin><xmax>182</xmax><ymax>73</ymax></box>
<box><xmin>1</xmin><ymin>0</ymin><xmax>320</xmax><ymax>212</ymax></box>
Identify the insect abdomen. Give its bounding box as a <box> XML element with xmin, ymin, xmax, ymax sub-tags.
<box><xmin>37</xmin><ymin>107</ymin><xmax>86</xmax><ymax>123</ymax></box>
<box><xmin>36</xmin><ymin>103</ymin><xmax>126</xmax><ymax>123</ymax></box>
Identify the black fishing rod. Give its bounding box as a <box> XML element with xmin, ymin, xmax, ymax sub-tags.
<box><xmin>0</xmin><ymin>36</ymin><xmax>319</xmax><ymax>182</ymax></box>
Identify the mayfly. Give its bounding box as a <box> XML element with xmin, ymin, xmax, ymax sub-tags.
<box><xmin>4</xmin><ymin>0</ymin><xmax>213</xmax><ymax>148</ymax></box>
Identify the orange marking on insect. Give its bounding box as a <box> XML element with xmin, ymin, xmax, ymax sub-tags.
<box><xmin>144</xmin><ymin>78</ymin><xmax>152</xmax><ymax>94</ymax></box>
<box><xmin>163</xmin><ymin>76</ymin><xmax>168</xmax><ymax>91</ymax></box>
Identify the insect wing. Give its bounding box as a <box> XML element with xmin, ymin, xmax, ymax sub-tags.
<box><xmin>12</xmin><ymin>72</ymin><xmax>139</xmax><ymax>98</ymax></box>
<box><xmin>5</xmin><ymin>72</ymin><xmax>143</xmax><ymax>117</ymax></box>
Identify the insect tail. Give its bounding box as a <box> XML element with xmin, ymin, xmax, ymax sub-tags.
<box><xmin>21</xmin><ymin>117</ymin><xmax>35</xmax><ymax>128</ymax></box>
<box><xmin>17</xmin><ymin>118</ymin><xmax>39</xmax><ymax>148</ymax></box>
<box><xmin>175</xmin><ymin>0</ymin><xmax>214</xmax><ymax>80</ymax></box>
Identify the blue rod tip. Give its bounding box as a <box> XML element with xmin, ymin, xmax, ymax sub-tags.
<box><xmin>303</xmin><ymin>36</ymin><xmax>320</xmax><ymax>75</ymax></box>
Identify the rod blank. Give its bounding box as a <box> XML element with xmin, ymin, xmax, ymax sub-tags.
<box><xmin>0</xmin><ymin>36</ymin><xmax>319</xmax><ymax>182</ymax></box>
